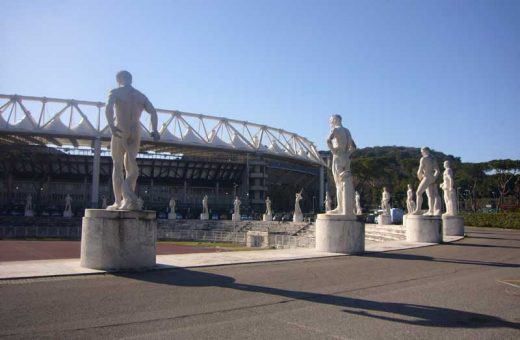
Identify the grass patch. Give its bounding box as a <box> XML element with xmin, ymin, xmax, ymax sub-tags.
<box><xmin>157</xmin><ymin>240</ymin><xmax>256</xmax><ymax>251</ymax></box>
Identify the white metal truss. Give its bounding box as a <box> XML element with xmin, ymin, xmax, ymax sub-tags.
<box><xmin>0</xmin><ymin>94</ymin><xmax>324</xmax><ymax>166</ymax></box>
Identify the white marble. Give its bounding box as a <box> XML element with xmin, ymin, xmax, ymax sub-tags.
<box><xmin>325</xmin><ymin>191</ymin><xmax>332</xmax><ymax>212</ymax></box>
<box><xmin>406</xmin><ymin>184</ymin><xmax>416</xmax><ymax>214</ymax></box>
<box><xmin>202</xmin><ymin>195</ymin><xmax>209</xmax><ymax>215</ymax></box>
<box><xmin>232</xmin><ymin>213</ymin><xmax>241</xmax><ymax>221</ymax></box>
<box><xmin>405</xmin><ymin>214</ymin><xmax>442</xmax><ymax>243</ymax></box>
<box><xmin>326</xmin><ymin>114</ymin><xmax>356</xmax><ymax>217</ymax></box>
<box><xmin>265</xmin><ymin>196</ymin><xmax>272</xmax><ymax>216</ymax></box>
<box><xmin>200</xmin><ymin>212</ymin><xmax>209</xmax><ymax>220</ymax></box>
<box><xmin>440</xmin><ymin>160</ymin><xmax>458</xmax><ymax>216</ymax></box>
<box><xmin>233</xmin><ymin>196</ymin><xmax>241</xmax><ymax>217</ymax></box>
<box><xmin>105</xmin><ymin>71</ymin><xmax>160</xmax><ymax>211</ymax></box>
<box><xmin>442</xmin><ymin>215</ymin><xmax>464</xmax><ymax>236</ymax></box>
<box><xmin>262</xmin><ymin>213</ymin><xmax>272</xmax><ymax>222</ymax></box>
<box><xmin>355</xmin><ymin>191</ymin><xmax>362</xmax><ymax>215</ymax></box>
<box><xmin>413</xmin><ymin>147</ymin><xmax>442</xmax><ymax>216</ymax></box>
<box><xmin>293</xmin><ymin>191</ymin><xmax>303</xmax><ymax>222</ymax></box>
<box><xmin>168</xmin><ymin>197</ymin><xmax>176</xmax><ymax>219</ymax></box>
<box><xmin>381</xmin><ymin>187</ymin><xmax>391</xmax><ymax>215</ymax></box>
<box><xmin>378</xmin><ymin>214</ymin><xmax>392</xmax><ymax>226</ymax></box>
<box><xmin>80</xmin><ymin>209</ymin><xmax>157</xmax><ymax>270</ymax></box>
<box><xmin>316</xmin><ymin>214</ymin><xmax>365</xmax><ymax>253</ymax></box>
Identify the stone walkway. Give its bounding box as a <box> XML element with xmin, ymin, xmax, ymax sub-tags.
<box><xmin>0</xmin><ymin>236</ymin><xmax>463</xmax><ymax>279</ymax></box>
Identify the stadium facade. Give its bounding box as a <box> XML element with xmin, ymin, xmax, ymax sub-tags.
<box><xmin>0</xmin><ymin>94</ymin><xmax>330</xmax><ymax>218</ymax></box>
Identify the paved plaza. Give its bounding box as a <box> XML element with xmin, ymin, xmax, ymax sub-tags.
<box><xmin>0</xmin><ymin>227</ymin><xmax>518</xmax><ymax>339</ymax></box>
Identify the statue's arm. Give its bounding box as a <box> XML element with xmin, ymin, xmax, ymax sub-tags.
<box><xmin>144</xmin><ymin>96</ymin><xmax>160</xmax><ymax>141</ymax></box>
<box><xmin>105</xmin><ymin>90</ymin><xmax>121</xmax><ymax>137</ymax></box>
<box><xmin>326</xmin><ymin>129</ymin><xmax>335</xmax><ymax>150</ymax></box>
<box><xmin>417</xmin><ymin>158</ymin><xmax>424</xmax><ymax>180</ymax></box>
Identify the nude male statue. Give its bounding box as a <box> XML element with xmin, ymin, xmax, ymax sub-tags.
<box><xmin>440</xmin><ymin>160</ymin><xmax>458</xmax><ymax>216</ymax></box>
<box><xmin>413</xmin><ymin>147</ymin><xmax>442</xmax><ymax>215</ymax></box>
<box><xmin>105</xmin><ymin>71</ymin><xmax>160</xmax><ymax>210</ymax></box>
<box><xmin>234</xmin><ymin>196</ymin><xmax>241</xmax><ymax>215</ymax></box>
<box><xmin>202</xmin><ymin>195</ymin><xmax>209</xmax><ymax>215</ymax></box>
<box><xmin>406</xmin><ymin>184</ymin><xmax>416</xmax><ymax>214</ymax></box>
<box><xmin>381</xmin><ymin>187</ymin><xmax>391</xmax><ymax>215</ymax></box>
<box><xmin>265</xmin><ymin>196</ymin><xmax>272</xmax><ymax>215</ymax></box>
<box><xmin>326</xmin><ymin>114</ymin><xmax>356</xmax><ymax>216</ymax></box>
<box><xmin>294</xmin><ymin>191</ymin><xmax>303</xmax><ymax>215</ymax></box>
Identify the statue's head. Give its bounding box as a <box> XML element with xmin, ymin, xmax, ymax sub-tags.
<box><xmin>421</xmin><ymin>146</ymin><xmax>431</xmax><ymax>157</ymax></box>
<box><xmin>444</xmin><ymin>160</ymin><xmax>450</xmax><ymax>169</ymax></box>
<box><xmin>407</xmin><ymin>184</ymin><xmax>412</xmax><ymax>189</ymax></box>
<box><xmin>116</xmin><ymin>70</ymin><xmax>132</xmax><ymax>86</ymax></box>
<box><xmin>329</xmin><ymin>114</ymin><xmax>342</xmax><ymax>128</ymax></box>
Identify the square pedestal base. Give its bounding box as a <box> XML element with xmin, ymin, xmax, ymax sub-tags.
<box><xmin>80</xmin><ymin>209</ymin><xmax>157</xmax><ymax>270</ymax></box>
<box><xmin>232</xmin><ymin>213</ymin><xmax>241</xmax><ymax>221</ymax></box>
<box><xmin>293</xmin><ymin>213</ymin><xmax>303</xmax><ymax>222</ymax></box>
<box><xmin>263</xmin><ymin>213</ymin><xmax>272</xmax><ymax>222</ymax></box>
<box><xmin>406</xmin><ymin>215</ymin><xmax>442</xmax><ymax>243</ymax></box>
<box><xmin>316</xmin><ymin>214</ymin><xmax>365</xmax><ymax>254</ymax></box>
<box><xmin>200</xmin><ymin>213</ymin><xmax>209</xmax><ymax>220</ymax></box>
<box><xmin>378</xmin><ymin>214</ymin><xmax>392</xmax><ymax>225</ymax></box>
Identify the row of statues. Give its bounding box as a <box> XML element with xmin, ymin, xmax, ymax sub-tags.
<box><xmin>99</xmin><ymin>71</ymin><xmax>457</xmax><ymax>219</ymax></box>
<box><xmin>323</xmin><ymin>114</ymin><xmax>458</xmax><ymax>218</ymax></box>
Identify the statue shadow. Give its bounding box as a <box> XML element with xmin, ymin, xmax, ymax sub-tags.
<box><xmin>117</xmin><ymin>268</ymin><xmax>519</xmax><ymax>330</ymax></box>
<box><xmin>444</xmin><ymin>243</ymin><xmax>520</xmax><ymax>250</ymax></box>
<box><xmin>362</xmin><ymin>251</ymin><xmax>519</xmax><ymax>268</ymax></box>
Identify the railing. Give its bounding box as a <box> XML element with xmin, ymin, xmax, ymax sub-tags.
<box><xmin>0</xmin><ymin>94</ymin><xmax>324</xmax><ymax>165</ymax></box>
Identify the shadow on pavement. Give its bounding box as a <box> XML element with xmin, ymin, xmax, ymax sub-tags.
<box><xmin>361</xmin><ymin>251</ymin><xmax>519</xmax><ymax>268</ymax></box>
<box><xmin>117</xmin><ymin>268</ymin><xmax>519</xmax><ymax>330</ymax></box>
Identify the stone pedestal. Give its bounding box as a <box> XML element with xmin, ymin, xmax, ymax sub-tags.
<box><xmin>168</xmin><ymin>212</ymin><xmax>177</xmax><ymax>220</ymax></box>
<box><xmin>263</xmin><ymin>213</ymin><xmax>272</xmax><ymax>222</ymax></box>
<box><xmin>403</xmin><ymin>214</ymin><xmax>408</xmax><ymax>227</ymax></box>
<box><xmin>406</xmin><ymin>215</ymin><xmax>442</xmax><ymax>243</ymax></box>
<box><xmin>293</xmin><ymin>212</ymin><xmax>303</xmax><ymax>222</ymax></box>
<box><xmin>80</xmin><ymin>209</ymin><xmax>157</xmax><ymax>270</ymax></box>
<box><xmin>24</xmin><ymin>210</ymin><xmax>33</xmax><ymax>217</ymax></box>
<box><xmin>200</xmin><ymin>213</ymin><xmax>209</xmax><ymax>220</ymax></box>
<box><xmin>442</xmin><ymin>215</ymin><xmax>464</xmax><ymax>236</ymax></box>
<box><xmin>246</xmin><ymin>231</ymin><xmax>269</xmax><ymax>248</ymax></box>
<box><xmin>63</xmin><ymin>211</ymin><xmax>73</xmax><ymax>218</ymax></box>
<box><xmin>232</xmin><ymin>213</ymin><xmax>241</xmax><ymax>221</ymax></box>
<box><xmin>316</xmin><ymin>214</ymin><xmax>365</xmax><ymax>254</ymax></box>
<box><xmin>378</xmin><ymin>214</ymin><xmax>391</xmax><ymax>226</ymax></box>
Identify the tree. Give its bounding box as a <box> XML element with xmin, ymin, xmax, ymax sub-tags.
<box><xmin>485</xmin><ymin>160</ymin><xmax>520</xmax><ymax>211</ymax></box>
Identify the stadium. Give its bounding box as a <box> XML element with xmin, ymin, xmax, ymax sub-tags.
<box><xmin>0</xmin><ymin>94</ymin><xmax>329</xmax><ymax>219</ymax></box>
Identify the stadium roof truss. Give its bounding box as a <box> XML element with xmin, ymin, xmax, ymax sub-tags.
<box><xmin>0</xmin><ymin>94</ymin><xmax>325</xmax><ymax>166</ymax></box>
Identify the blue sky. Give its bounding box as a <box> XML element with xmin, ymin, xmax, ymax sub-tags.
<box><xmin>1</xmin><ymin>0</ymin><xmax>519</xmax><ymax>162</ymax></box>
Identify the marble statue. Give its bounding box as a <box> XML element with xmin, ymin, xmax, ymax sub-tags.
<box><xmin>105</xmin><ymin>71</ymin><xmax>160</xmax><ymax>211</ymax></box>
<box><xmin>25</xmin><ymin>193</ymin><xmax>33</xmax><ymax>212</ymax></box>
<box><xmin>63</xmin><ymin>194</ymin><xmax>73</xmax><ymax>217</ymax></box>
<box><xmin>25</xmin><ymin>193</ymin><xmax>33</xmax><ymax>216</ymax></box>
<box><xmin>381</xmin><ymin>187</ymin><xmax>391</xmax><ymax>215</ymax></box>
<box><xmin>293</xmin><ymin>190</ymin><xmax>304</xmax><ymax>222</ymax></box>
<box><xmin>101</xmin><ymin>195</ymin><xmax>108</xmax><ymax>209</ymax></box>
<box><xmin>326</xmin><ymin>114</ymin><xmax>356</xmax><ymax>216</ymax></box>
<box><xmin>324</xmin><ymin>191</ymin><xmax>332</xmax><ymax>212</ymax></box>
<box><xmin>169</xmin><ymin>198</ymin><xmax>176</xmax><ymax>213</ymax></box>
<box><xmin>265</xmin><ymin>196</ymin><xmax>272</xmax><ymax>215</ymax></box>
<box><xmin>137</xmin><ymin>197</ymin><xmax>144</xmax><ymax>210</ymax></box>
<box><xmin>413</xmin><ymin>147</ymin><xmax>441</xmax><ymax>216</ymax></box>
<box><xmin>406</xmin><ymin>184</ymin><xmax>416</xmax><ymax>214</ymax></box>
<box><xmin>168</xmin><ymin>197</ymin><xmax>176</xmax><ymax>219</ymax></box>
<box><xmin>295</xmin><ymin>191</ymin><xmax>303</xmax><ymax>215</ymax></box>
<box><xmin>202</xmin><ymin>195</ymin><xmax>209</xmax><ymax>215</ymax></box>
<box><xmin>440</xmin><ymin>160</ymin><xmax>458</xmax><ymax>216</ymax></box>
<box><xmin>233</xmin><ymin>196</ymin><xmax>241</xmax><ymax>216</ymax></box>
<box><xmin>355</xmin><ymin>191</ymin><xmax>362</xmax><ymax>215</ymax></box>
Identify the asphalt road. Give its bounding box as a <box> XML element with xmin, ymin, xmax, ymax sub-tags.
<box><xmin>0</xmin><ymin>227</ymin><xmax>519</xmax><ymax>339</ymax></box>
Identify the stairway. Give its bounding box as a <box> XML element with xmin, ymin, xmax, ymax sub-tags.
<box><xmin>365</xmin><ymin>223</ymin><xmax>406</xmax><ymax>242</ymax></box>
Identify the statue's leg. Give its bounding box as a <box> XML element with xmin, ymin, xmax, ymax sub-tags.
<box><xmin>433</xmin><ymin>186</ymin><xmax>442</xmax><ymax>215</ymax></box>
<box><xmin>413</xmin><ymin>180</ymin><xmax>427</xmax><ymax>215</ymax></box>
<box><xmin>425</xmin><ymin>185</ymin><xmax>434</xmax><ymax>215</ymax></box>
<box><xmin>443</xmin><ymin>191</ymin><xmax>450</xmax><ymax>215</ymax></box>
<box><xmin>120</xmin><ymin>136</ymin><xmax>140</xmax><ymax>210</ymax></box>
<box><xmin>107</xmin><ymin>136</ymin><xmax>124</xmax><ymax>210</ymax></box>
